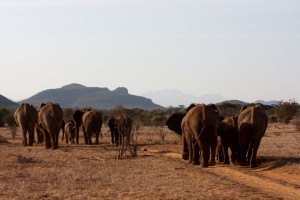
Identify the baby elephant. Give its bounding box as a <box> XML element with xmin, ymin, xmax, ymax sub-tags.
<box><xmin>63</xmin><ymin>120</ymin><xmax>76</xmax><ymax>144</ymax></box>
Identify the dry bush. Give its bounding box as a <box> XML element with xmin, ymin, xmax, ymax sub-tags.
<box><xmin>154</xmin><ymin>125</ymin><xmax>167</xmax><ymax>142</ymax></box>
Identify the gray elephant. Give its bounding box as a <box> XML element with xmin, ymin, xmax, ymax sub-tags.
<box><xmin>14</xmin><ymin>103</ymin><xmax>38</xmax><ymax>146</ymax></box>
<box><xmin>82</xmin><ymin>110</ymin><xmax>103</xmax><ymax>145</ymax></box>
<box><xmin>238</xmin><ymin>105</ymin><xmax>268</xmax><ymax>168</ymax></box>
<box><xmin>218</xmin><ymin>116</ymin><xmax>238</xmax><ymax>164</ymax></box>
<box><xmin>37</xmin><ymin>102</ymin><xmax>63</xmax><ymax>149</ymax></box>
<box><xmin>181</xmin><ymin>104</ymin><xmax>220</xmax><ymax>168</ymax></box>
<box><xmin>108</xmin><ymin>114</ymin><xmax>132</xmax><ymax>146</ymax></box>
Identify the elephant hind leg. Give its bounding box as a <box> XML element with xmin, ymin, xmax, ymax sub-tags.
<box><xmin>21</xmin><ymin>129</ymin><xmax>28</xmax><ymax>146</ymax></box>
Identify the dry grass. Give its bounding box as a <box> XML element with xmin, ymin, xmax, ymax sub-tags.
<box><xmin>0</xmin><ymin>123</ymin><xmax>299</xmax><ymax>200</ymax></box>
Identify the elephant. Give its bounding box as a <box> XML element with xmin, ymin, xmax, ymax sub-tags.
<box><xmin>166</xmin><ymin>112</ymin><xmax>185</xmax><ymax>135</ymax></box>
<box><xmin>108</xmin><ymin>114</ymin><xmax>132</xmax><ymax>146</ymax></box>
<box><xmin>181</xmin><ymin>104</ymin><xmax>220</xmax><ymax>167</ymax></box>
<box><xmin>62</xmin><ymin>120</ymin><xmax>76</xmax><ymax>144</ymax></box>
<box><xmin>218</xmin><ymin>116</ymin><xmax>239</xmax><ymax>164</ymax></box>
<box><xmin>14</xmin><ymin>103</ymin><xmax>38</xmax><ymax>146</ymax></box>
<box><xmin>37</xmin><ymin>102</ymin><xmax>63</xmax><ymax>149</ymax></box>
<box><xmin>237</xmin><ymin>104</ymin><xmax>268</xmax><ymax>168</ymax></box>
<box><xmin>81</xmin><ymin>109</ymin><xmax>103</xmax><ymax>145</ymax></box>
<box><xmin>72</xmin><ymin>109</ymin><xmax>92</xmax><ymax>144</ymax></box>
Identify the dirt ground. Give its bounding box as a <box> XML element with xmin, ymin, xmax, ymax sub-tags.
<box><xmin>0</xmin><ymin>122</ymin><xmax>299</xmax><ymax>200</ymax></box>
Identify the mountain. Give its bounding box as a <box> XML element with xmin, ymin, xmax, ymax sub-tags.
<box><xmin>217</xmin><ymin>100</ymin><xmax>248</xmax><ymax>106</ymax></box>
<box><xmin>0</xmin><ymin>94</ymin><xmax>19</xmax><ymax>107</ymax></box>
<box><xmin>142</xmin><ymin>89</ymin><xmax>226</xmax><ymax>107</ymax></box>
<box><xmin>254</xmin><ymin>100</ymin><xmax>280</xmax><ymax>106</ymax></box>
<box><xmin>20</xmin><ymin>83</ymin><xmax>164</xmax><ymax>110</ymax></box>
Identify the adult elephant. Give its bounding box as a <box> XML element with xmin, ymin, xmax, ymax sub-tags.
<box><xmin>14</xmin><ymin>103</ymin><xmax>38</xmax><ymax>146</ymax></box>
<box><xmin>218</xmin><ymin>116</ymin><xmax>238</xmax><ymax>164</ymax></box>
<box><xmin>37</xmin><ymin>102</ymin><xmax>63</xmax><ymax>149</ymax></box>
<box><xmin>72</xmin><ymin>109</ymin><xmax>85</xmax><ymax>144</ymax></box>
<box><xmin>82</xmin><ymin>110</ymin><xmax>103</xmax><ymax>145</ymax></box>
<box><xmin>166</xmin><ymin>112</ymin><xmax>185</xmax><ymax>135</ymax></box>
<box><xmin>108</xmin><ymin>114</ymin><xmax>132</xmax><ymax>146</ymax></box>
<box><xmin>181</xmin><ymin>104</ymin><xmax>220</xmax><ymax>167</ymax></box>
<box><xmin>238</xmin><ymin>105</ymin><xmax>268</xmax><ymax>168</ymax></box>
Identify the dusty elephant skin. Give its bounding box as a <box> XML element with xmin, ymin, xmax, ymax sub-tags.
<box><xmin>82</xmin><ymin>110</ymin><xmax>103</xmax><ymax>145</ymax></box>
<box><xmin>218</xmin><ymin>116</ymin><xmax>239</xmax><ymax>164</ymax></box>
<box><xmin>181</xmin><ymin>104</ymin><xmax>220</xmax><ymax>168</ymax></box>
<box><xmin>238</xmin><ymin>105</ymin><xmax>268</xmax><ymax>168</ymax></box>
<box><xmin>14</xmin><ymin>103</ymin><xmax>38</xmax><ymax>146</ymax></box>
<box><xmin>108</xmin><ymin>114</ymin><xmax>132</xmax><ymax>146</ymax></box>
<box><xmin>37</xmin><ymin>102</ymin><xmax>63</xmax><ymax>150</ymax></box>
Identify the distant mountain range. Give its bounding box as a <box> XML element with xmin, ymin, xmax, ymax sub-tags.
<box><xmin>19</xmin><ymin>83</ymin><xmax>163</xmax><ymax>110</ymax></box>
<box><xmin>0</xmin><ymin>94</ymin><xmax>18</xmax><ymax>107</ymax></box>
<box><xmin>0</xmin><ymin>84</ymin><xmax>280</xmax><ymax>110</ymax></box>
<box><xmin>142</xmin><ymin>89</ymin><xmax>227</xmax><ymax>107</ymax></box>
<box><xmin>142</xmin><ymin>89</ymin><xmax>280</xmax><ymax>107</ymax></box>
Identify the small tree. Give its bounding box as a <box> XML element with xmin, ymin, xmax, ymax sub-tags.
<box><xmin>275</xmin><ymin>100</ymin><xmax>299</xmax><ymax>124</ymax></box>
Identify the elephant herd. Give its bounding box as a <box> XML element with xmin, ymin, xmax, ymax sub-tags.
<box><xmin>14</xmin><ymin>102</ymin><xmax>268</xmax><ymax>168</ymax></box>
<box><xmin>166</xmin><ymin>103</ymin><xmax>268</xmax><ymax>168</ymax></box>
<box><xmin>14</xmin><ymin>102</ymin><xmax>132</xmax><ymax>150</ymax></box>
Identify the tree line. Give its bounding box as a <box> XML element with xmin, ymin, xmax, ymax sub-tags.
<box><xmin>0</xmin><ymin>100</ymin><xmax>299</xmax><ymax>129</ymax></box>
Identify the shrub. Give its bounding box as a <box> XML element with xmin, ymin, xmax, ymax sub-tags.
<box><xmin>275</xmin><ymin>100</ymin><xmax>299</xmax><ymax>124</ymax></box>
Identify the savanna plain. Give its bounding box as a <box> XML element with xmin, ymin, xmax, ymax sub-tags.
<box><xmin>0</xmin><ymin>123</ymin><xmax>299</xmax><ymax>200</ymax></box>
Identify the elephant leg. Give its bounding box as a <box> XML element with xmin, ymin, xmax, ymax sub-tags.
<box><xmin>182</xmin><ymin>133</ymin><xmax>189</xmax><ymax>160</ymax></box>
<box><xmin>223</xmin><ymin>145</ymin><xmax>230</xmax><ymax>164</ymax></box>
<box><xmin>28</xmin><ymin>125</ymin><xmax>35</xmax><ymax>146</ymax></box>
<box><xmin>65</xmin><ymin>132</ymin><xmax>69</xmax><ymax>144</ymax></box>
<box><xmin>75</xmin><ymin>127</ymin><xmax>80</xmax><ymax>145</ymax></box>
<box><xmin>82</xmin><ymin>127</ymin><xmax>88</xmax><ymax>145</ymax></box>
<box><xmin>111</xmin><ymin>130</ymin><xmax>115</xmax><ymax>144</ymax></box>
<box><xmin>192</xmin><ymin>143</ymin><xmax>200</xmax><ymax>165</ymax></box>
<box><xmin>208</xmin><ymin>134</ymin><xmax>217</xmax><ymax>166</ymax></box>
<box><xmin>50</xmin><ymin>132</ymin><xmax>57</xmax><ymax>150</ymax></box>
<box><xmin>95</xmin><ymin>132</ymin><xmax>99</xmax><ymax>145</ymax></box>
<box><xmin>250</xmin><ymin>138</ymin><xmax>262</xmax><ymax>168</ymax></box>
<box><xmin>21</xmin><ymin>128</ymin><xmax>28</xmax><ymax>146</ymax></box>
<box><xmin>43</xmin><ymin>131</ymin><xmax>52</xmax><ymax>149</ymax></box>
<box><xmin>200</xmin><ymin>141</ymin><xmax>209</xmax><ymax>168</ymax></box>
<box><xmin>54</xmin><ymin>129</ymin><xmax>59</xmax><ymax>149</ymax></box>
<box><xmin>230</xmin><ymin>146</ymin><xmax>237</xmax><ymax>165</ymax></box>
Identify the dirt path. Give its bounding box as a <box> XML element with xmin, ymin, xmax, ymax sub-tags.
<box><xmin>145</xmin><ymin>148</ymin><xmax>300</xmax><ymax>200</ymax></box>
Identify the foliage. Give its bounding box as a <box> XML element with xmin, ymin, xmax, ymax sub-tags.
<box><xmin>0</xmin><ymin>107</ymin><xmax>10</xmax><ymax>127</ymax></box>
<box><xmin>275</xmin><ymin>100</ymin><xmax>299</xmax><ymax>124</ymax></box>
<box><xmin>63</xmin><ymin>108</ymin><xmax>74</xmax><ymax>121</ymax></box>
<box><xmin>217</xmin><ymin>103</ymin><xmax>241</xmax><ymax>117</ymax></box>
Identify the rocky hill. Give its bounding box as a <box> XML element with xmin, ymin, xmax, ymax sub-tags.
<box><xmin>20</xmin><ymin>83</ymin><xmax>164</xmax><ymax>110</ymax></box>
<box><xmin>0</xmin><ymin>94</ymin><xmax>19</xmax><ymax>107</ymax></box>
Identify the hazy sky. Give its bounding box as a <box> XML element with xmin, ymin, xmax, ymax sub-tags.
<box><xmin>1</xmin><ymin>0</ymin><xmax>299</xmax><ymax>103</ymax></box>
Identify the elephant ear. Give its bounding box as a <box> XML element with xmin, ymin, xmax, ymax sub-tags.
<box><xmin>166</xmin><ymin>113</ymin><xmax>185</xmax><ymax>135</ymax></box>
<box><xmin>186</xmin><ymin>104</ymin><xmax>196</xmax><ymax>112</ymax></box>
<box><xmin>207</xmin><ymin>103</ymin><xmax>219</xmax><ymax>112</ymax></box>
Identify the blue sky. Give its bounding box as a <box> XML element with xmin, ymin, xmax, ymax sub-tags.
<box><xmin>1</xmin><ymin>0</ymin><xmax>299</xmax><ymax>104</ymax></box>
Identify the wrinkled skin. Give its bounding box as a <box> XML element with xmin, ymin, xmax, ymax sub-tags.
<box><xmin>181</xmin><ymin>104</ymin><xmax>220</xmax><ymax>168</ymax></box>
<box><xmin>14</xmin><ymin>103</ymin><xmax>38</xmax><ymax>146</ymax></box>
<box><xmin>62</xmin><ymin>120</ymin><xmax>76</xmax><ymax>144</ymax></box>
<box><xmin>108</xmin><ymin>114</ymin><xmax>132</xmax><ymax>146</ymax></box>
<box><xmin>72</xmin><ymin>109</ymin><xmax>85</xmax><ymax>144</ymax></box>
<box><xmin>82</xmin><ymin>110</ymin><xmax>103</xmax><ymax>145</ymax></box>
<box><xmin>218</xmin><ymin>116</ymin><xmax>238</xmax><ymax>164</ymax></box>
<box><xmin>238</xmin><ymin>105</ymin><xmax>268</xmax><ymax>168</ymax></box>
<box><xmin>37</xmin><ymin>103</ymin><xmax>63</xmax><ymax>149</ymax></box>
